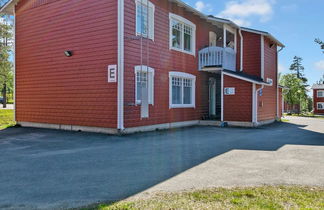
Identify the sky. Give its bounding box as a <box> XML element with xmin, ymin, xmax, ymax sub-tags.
<box><xmin>185</xmin><ymin>0</ymin><xmax>324</xmax><ymax>89</ymax></box>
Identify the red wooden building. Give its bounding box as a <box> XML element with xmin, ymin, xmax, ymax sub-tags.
<box><xmin>312</xmin><ymin>84</ymin><xmax>324</xmax><ymax>115</ymax></box>
<box><xmin>1</xmin><ymin>0</ymin><xmax>285</xmax><ymax>134</ymax></box>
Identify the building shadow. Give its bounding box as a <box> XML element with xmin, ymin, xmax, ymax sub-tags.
<box><xmin>0</xmin><ymin>121</ymin><xmax>323</xmax><ymax>209</ymax></box>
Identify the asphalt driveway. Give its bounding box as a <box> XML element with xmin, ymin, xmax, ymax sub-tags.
<box><xmin>0</xmin><ymin>117</ymin><xmax>323</xmax><ymax>209</ymax></box>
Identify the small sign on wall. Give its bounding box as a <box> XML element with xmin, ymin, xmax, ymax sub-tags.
<box><xmin>108</xmin><ymin>65</ymin><xmax>117</xmax><ymax>83</ymax></box>
<box><xmin>224</xmin><ymin>87</ymin><xmax>235</xmax><ymax>95</ymax></box>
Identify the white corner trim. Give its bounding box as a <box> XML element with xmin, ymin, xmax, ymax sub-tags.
<box><xmin>117</xmin><ymin>0</ymin><xmax>125</xmax><ymax>130</ymax></box>
<box><xmin>261</xmin><ymin>35</ymin><xmax>265</xmax><ymax>79</ymax></box>
<box><xmin>221</xmin><ymin>71</ymin><xmax>224</xmax><ymax>121</ymax></box>
<box><xmin>169</xmin><ymin>13</ymin><xmax>196</xmax><ymax>56</ymax></box>
<box><xmin>169</xmin><ymin>71</ymin><xmax>196</xmax><ymax>109</ymax></box>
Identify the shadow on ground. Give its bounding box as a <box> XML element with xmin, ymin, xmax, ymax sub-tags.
<box><xmin>0</xmin><ymin>121</ymin><xmax>323</xmax><ymax>209</ymax></box>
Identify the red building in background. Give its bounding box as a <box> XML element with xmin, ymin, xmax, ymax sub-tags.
<box><xmin>312</xmin><ymin>84</ymin><xmax>324</xmax><ymax>115</ymax></box>
<box><xmin>0</xmin><ymin>0</ymin><xmax>285</xmax><ymax>134</ymax></box>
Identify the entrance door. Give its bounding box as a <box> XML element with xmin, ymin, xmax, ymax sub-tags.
<box><xmin>209</xmin><ymin>78</ymin><xmax>216</xmax><ymax>117</ymax></box>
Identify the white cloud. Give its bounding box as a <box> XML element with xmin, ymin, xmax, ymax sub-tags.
<box><xmin>278</xmin><ymin>63</ymin><xmax>286</xmax><ymax>73</ymax></box>
<box><xmin>217</xmin><ymin>0</ymin><xmax>275</xmax><ymax>26</ymax></box>
<box><xmin>314</xmin><ymin>60</ymin><xmax>324</xmax><ymax>71</ymax></box>
<box><xmin>195</xmin><ymin>1</ymin><xmax>212</xmax><ymax>12</ymax></box>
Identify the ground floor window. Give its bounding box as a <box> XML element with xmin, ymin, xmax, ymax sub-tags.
<box><xmin>169</xmin><ymin>71</ymin><xmax>196</xmax><ymax>108</ymax></box>
<box><xmin>317</xmin><ymin>102</ymin><xmax>324</xmax><ymax>110</ymax></box>
<box><xmin>135</xmin><ymin>65</ymin><xmax>154</xmax><ymax>105</ymax></box>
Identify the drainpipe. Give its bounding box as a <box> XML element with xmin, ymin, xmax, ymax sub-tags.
<box><xmin>117</xmin><ymin>0</ymin><xmax>125</xmax><ymax>131</ymax></box>
<box><xmin>238</xmin><ymin>29</ymin><xmax>243</xmax><ymax>72</ymax></box>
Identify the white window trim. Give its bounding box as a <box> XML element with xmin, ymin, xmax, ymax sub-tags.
<box><xmin>169</xmin><ymin>71</ymin><xmax>196</xmax><ymax>108</ymax></box>
<box><xmin>135</xmin><ymin>0</ymin><xmax>155</xmax><ymax>40</ymax></box>
<box><xmin>135</xmin><ymin>65</ymin><xmax>155</xmax><ymax>105</ymax></box>
<box><xmin>317</xmin><ymin>90</ymin><xmax>324</xmax><ymax>98</ymax></box>
<box><xmin>223</xmin><ymin>24</ymin><xmax>237</xmax><ymax>53</ymax></box>
<box><xmin>169</xmin><ymin>13</ymin><xmax>196</xmax><ymax>56</ymax></box>
<box><xmin>317</xmin><ymin>102</ymin><xmax>324</xmax><ymax>110</ymax></box>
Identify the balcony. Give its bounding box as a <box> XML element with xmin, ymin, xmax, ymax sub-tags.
<box><xmin>198</xmin><ymin>46</ymin><xmax>236</xmax><ymax>72</ymax></box>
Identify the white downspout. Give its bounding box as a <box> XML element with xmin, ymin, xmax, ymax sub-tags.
<box><xmin>238</xmin><ymin>29</ymin><xmax>243</xmax><ymax>72</ymax></box>
<box><xmin>260</xmin><ymin>35</ymin><xmax>265</xmax><ymax>79</ymax></box>
<box><xmin>221</xmin><ymin>71</ymin><xmax>224</xmax><ymax>122</ymax></box>
<box><xmin>117</xmin><ymin>0</ymin><xmax>124</xmax><ymax>130</ymax></box>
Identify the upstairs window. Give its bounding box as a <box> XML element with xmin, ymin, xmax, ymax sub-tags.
<box><xmin>169</xmin><ymin>13</ymin><xmax>196</xmax><ymax>56</ymax></box>
<box><xmin>136</xmin><ymin>0</ymin><xmax>155</xmax><ymax>40</ymax></box>
<box><xmin>169</xmin><ymin>72</ymin><xmax>196</xmax><ymax>108</ymax></box>
<box><xmin>317</xmin><ymin>90</ymin><xmax>324</xmax><ymax>98</ymax></box>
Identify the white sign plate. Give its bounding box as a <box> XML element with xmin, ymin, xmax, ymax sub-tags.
<box><xmin>108</xmin><ymin>65</ymin><xmax>117</xmax><ymax>83</ymax></box>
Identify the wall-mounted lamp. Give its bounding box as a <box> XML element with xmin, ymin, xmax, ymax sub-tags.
<box><xmin>269</xmin><ymin>43</ymin><xmax>274</xmax><ymax>48</ymax></box>
<box><xmin>64</xmin><ymin>50</ymin><xmax>73</xmax><ymax>57</ymax></box>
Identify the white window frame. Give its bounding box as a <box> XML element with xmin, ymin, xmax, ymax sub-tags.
<box><xmin>135</xmin><ymin>0</ymin><xmax>155</xmax><ymax>40</ymax></box>
<box><xmin>169</xmin><ymin>71</ymin><xmax>196</xmax><ymax>108</ymax></box>
<box><xmin>317</xmin><ymin>102</ymin><xmax>324</xmax><ymax>110</ymax></box>
<box><xmin>169</xmin><ymin>13</ymin><xmax>196</xmax><ymax>56</ymax></box>
<box><xmin>223</xmin><ymin>24</ymin><xmax>237</xmax><ymax>53</ymax></box>
<box><xmin>317</xmin><ymin>90</ymin><xmax>324</xmax><ymax>98</ymax></box>
<box><xmin>135</xmin><ymin>65</ymin><xmax>155</xmax><ymax>105</ymax></box>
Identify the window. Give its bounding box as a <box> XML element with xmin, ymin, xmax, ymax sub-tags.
<box><xmin>169</xmin><ymin>72</ymin><xmax>196</xmax><ymax>108</ymax></box>
<box><xmin>317</xmin><ymin>90</ymin><xmax>324</xmax><ymax>98</ymax></box>
<box><xmin>136</xmin><ymin>0</ymin><xmax>154</xmax><ymax>40</ymax></box>
<box><xmin>317</xmin><ymin>102</ymin><xmax>324</xmax><ymax>110</ymax></box>
<box><xmin>135</xmin><ymin>66</ymin><xmax>154</xmax><ymax>105</ymax></box>
<box><xmin>224</xmin><ymin>87</ymin><xmax>235</xmax><ymax>95</ymax></box>
<box><xmin>169</xmin><ymin>13</ymin><xmax>196</xmax><ymax>55</ymax></box>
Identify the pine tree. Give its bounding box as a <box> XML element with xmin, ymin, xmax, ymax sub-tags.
<box><xmin>315</xmin><ymin>38</ymin><xmax>324</xmax><ymax>53</ymax></box>
<box><xmin>289</xmin><ymin>56</ymin><xmax>307</xmax><ymax>83</ymax></box>
<box><xmin>0</xmin><ymin>15</ymin><xmax>13</xmax><ymax>108</ymax></box>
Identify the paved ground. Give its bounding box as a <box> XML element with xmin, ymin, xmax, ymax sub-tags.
<box><xmin>0</xmin><ymin>117</ymin><xmax>323</xmax><ymax>209</ymax></box>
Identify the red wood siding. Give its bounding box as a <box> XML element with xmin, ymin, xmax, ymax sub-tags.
<box><xmin>242</xmin><ymin>31</ymin><xmax>261</xmax><ymax>77</ymax></box>
<box><xmin>15</xmin><ymin>0</ymin><xmax>118</xmax><ymax>128</ymax></box>
<box><xmin>223</xmin><ymin>75</ymin><xmax>252</xmax><ymax>122</ymax></box>
<box><xmin>313</xmin><ymin>89</ymin><xmax>324</xmax><ymax>114</ymax></box>
<box><xmin>257</xmin><ymin>37</ymin><xmax>278</xmax><ymax>121</ymax></box>
<box><xmin>123</xmin><ymin>0</ymin><xmax>216</xmax><ymax>128</ymax></box>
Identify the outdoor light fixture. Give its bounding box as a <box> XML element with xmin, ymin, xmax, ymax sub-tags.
<box><xmin>64</xmin><ymin>50</ymin><xmax>73</xmax><ymax>57</ymax></box>
<box><xmin>269</xmin><ymin>43</ymin><xmax>274</xmax><ymax>48</ymax></box>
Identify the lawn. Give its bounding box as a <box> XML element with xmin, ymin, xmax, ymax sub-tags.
<box><xmin>90</xmin><ymin>186</ymin><xmax>324</xmax><ymax>210</ymax></box>
<box><xmin>0</xmin><ymin>109</ymin><xmax>15</xmax><ymax>129</ymax></box>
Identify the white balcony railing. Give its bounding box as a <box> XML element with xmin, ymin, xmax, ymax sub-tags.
<box><xmin>198</xmin><ymin>46</ymin><xmax>236</xmax><ymax>71</ymax></box>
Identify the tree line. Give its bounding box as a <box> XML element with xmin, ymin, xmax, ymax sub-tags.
<box><xmin>280</xmin><ymin>39</ymin><xmax>324</xmax><ymax>114</ymax></box>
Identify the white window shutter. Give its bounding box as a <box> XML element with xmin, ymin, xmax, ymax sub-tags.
<box><xmin>148</xmin><ymin>4</ymin><xmax>154</xmax><ymax>40</ymax></box>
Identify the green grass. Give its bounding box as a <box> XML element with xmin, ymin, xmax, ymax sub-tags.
<box><xmin>0</xmin><ymin>109</ymin><xmax>15</xmax><ymax>129</ymax></box>
<box><xmin>89</xmin><ymin>186</ymin><xmax>324</xmax><ymax>210</ymax></box>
